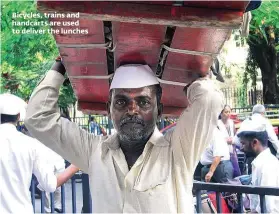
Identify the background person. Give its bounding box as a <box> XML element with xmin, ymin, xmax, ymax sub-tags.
<box><xmin>218</xmin><ymin>105</ymin><xmax>241</xmax><ymax>177</ymax></box>
<box><xmin>0</xmin><ymin>93</ymin><xmax>79</xmax><ymax>214</ymax></box>
<box><xmin>201</xmin><ymin>127</ymin><xmax>234</xmax><ymax>183</ymax></box>
<box><xmin>252</xmin><ymin>104</ymin><xmax>279</xmax><ymax>158</ymax></box>
<box><xmin>237</xmin><ymin>117</ymin><xmax>279</xmax><ymax>213</ymax></box>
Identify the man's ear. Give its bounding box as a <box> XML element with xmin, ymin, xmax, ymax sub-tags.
<box><xmin>106</xmin><ymin>101</ymin><xmax>111</xmax><ymax>119</ymax></box>
<box><xmin>252</xmin><ymin>138</ymin><xmax>259</xmax><ymax>147</ymax></box>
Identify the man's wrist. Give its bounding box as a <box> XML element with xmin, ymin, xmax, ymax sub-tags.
<box><xmin>51</xmin><ymin>61</ymin><xmax>66</xmax><ymax>76</ymax></box>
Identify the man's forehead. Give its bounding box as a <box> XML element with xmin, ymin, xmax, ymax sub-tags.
<box><xmin>112</xmin><ymin>86</ymin><xmax>155</xmax><ymax>96</ymax></box>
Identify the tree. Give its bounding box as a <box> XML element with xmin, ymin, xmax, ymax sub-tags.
<box><xmin>1</xmin><ymin>1</ymin><xmax>76</xmax><ymax>113</ymax></box>
<box><xmin>244</xmin><ymin>1</ymin><xmax>279</xmax><ymax>104</ymax></box>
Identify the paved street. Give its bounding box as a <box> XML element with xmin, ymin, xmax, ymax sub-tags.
<box><xmin>34</xmin><ymin>181</ymin><xmax>84</xmax><ymax>213</ymax></box>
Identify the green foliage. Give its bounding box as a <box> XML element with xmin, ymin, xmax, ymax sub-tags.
<box><xmin>1</xmin><ymin>1</ymin><xmax>76</xmax><ymax>108</ymax></box>
<box><xmin>244</xmin><ymin>49</ymin><xmax>258</xmax><ymax>88</ymax></box>
<box><xmin>236</xmin><ymin>87</ymin><xmax>248</xmax><ymax>108</ymax></box>
<box><xmin>243</xmin><ymin>0</ymin><xmax>279</xmax><ymax>103</ymax></box>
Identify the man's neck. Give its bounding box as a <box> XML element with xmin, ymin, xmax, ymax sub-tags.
<box><xmin>255</xmin><ymin>146</ymin><xmax>268</xmax><ymax>157</ymax></box>
<box><xmin>120</xmin><ymin>139</ymin><xmax>147</xmax><ymax>169</ymax></box>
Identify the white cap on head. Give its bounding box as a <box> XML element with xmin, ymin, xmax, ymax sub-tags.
<box><xmin>237</xmin><ymin>116</ymin><xmax>266</xmax><ymax>136</ymax></box>
<box><xmin>0</xmin><ymin>93</ymin><xmax>27</xmax><ymax>120</ymax></box>
<box><xmin>110</xmin><ymin>64</ymin><xmax>159</xmax><ymax>90</ymax></box>
<box><xmin>252</xmin><ymin>104</ymin><xmax>265</xmax><ymax>114</ymax></box>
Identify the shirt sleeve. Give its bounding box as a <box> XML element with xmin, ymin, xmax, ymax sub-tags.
<box><xmin>25</xmin><ymin>70</ymin><xmax>103</xmax><ymax>173</ymax></box>
<box><xmin>32</xmin><ymin>141</ymin><xmax>57</xmax><ymax>193</ymax></box>
<box><xmin>258</xmin><ymin>167</ymin><xmax>279</xmax><ymax>213</ymax></box>
<box><xmin>170</xmin><ymin>78</ymin><xmax>224</xmax><ymax>174</ymax></box>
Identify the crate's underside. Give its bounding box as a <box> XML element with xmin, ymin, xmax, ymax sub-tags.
<box><xmin>38</xmin><ymin>1</ymin><xmax>250</xmax><ymax>116</ymax></box>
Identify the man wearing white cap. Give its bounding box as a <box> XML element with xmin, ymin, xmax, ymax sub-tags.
<box><xmin>251</xmin><ymin>104</ymin><xmax>279</xmax><ymax>158</ymax></box>
<box><xmin>25</xmin><ymin>59</ymin><xmax>223</xmax><ymax>213</ymax></box>
<box><xmin>0</xmin><ymin>93</ymin><xmax>79</xmax><ymax>213</ymax></box>
<box><xmin>237</xmin><ymin>117</ymin><xmax>279</xmax><ymax>213</ymax></box>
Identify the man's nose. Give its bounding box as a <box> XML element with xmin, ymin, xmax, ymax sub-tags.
<box><xmin>127</xmin><ymin>100</ymin><xmax>139</xmax><ymax>115</ymax></box>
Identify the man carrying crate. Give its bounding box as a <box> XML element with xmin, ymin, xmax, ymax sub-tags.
<box><xmin>25</xmin><ymin>60</ymin><xmax>223</xmax><ymax>213</ymax></box>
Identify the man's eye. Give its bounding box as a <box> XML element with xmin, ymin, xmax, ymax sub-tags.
<box><xmin>139</xmin><ymin>100</ymin><xmax>150</xmax><ymax>106</ymax></box>
<box><xmin>116</xmin><ymin>100</ymin><xmax>126</xmax><ymax>106</ymax></box>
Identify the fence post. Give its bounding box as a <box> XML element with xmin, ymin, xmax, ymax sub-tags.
<box><xmin>216</xmin><ymin>192</ymin><xmax>222</xmax><ymax>213</ymax></box>
<box><xmin>260</xmin><ymin>195</ymin><xmax>266</xmax><ymax>213</ymax></box>
<box><xmin>31</xmin><ymin>177</ymin><xmax>36</xmax><ymax>212</ymax></box>
<box><xmin>41</xmin><ymin>192</ymin><xmax>45</xmax><ymax>213</ymax></box>
<box><xmin>108</xmin><ymin>118</ymin><xmax>112</xmax><ymax>135</ymax></box>
<box><xmin>71</xmin><ymin>177</ymin><xmax>77</xmax><ymax>213</ymax></box>
<box><xmin>50</xmin><ymin>193</ymin><xmax>55</xmax><ymax>213</ymax></box>
<box><xmin>61</xmin><ymin>185</ymin><xmax>66</xmax><ymax>213</ymax></box>
<box><xmin>82</xmin><ymin>173</ymin><xmax>92</xmax><ymax>213</ymax></box>
<box><xmin>196</xmin><ymin>190</ymin><xmax>202</xmax><ymax>213</ymax></box>
<box><xmin>237</xmin><ymin>193</ymin><xmax>244</xmax><ymax>213</ymax></box>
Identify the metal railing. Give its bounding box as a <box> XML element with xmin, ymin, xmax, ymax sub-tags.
<box><xmin>193</xmin><ymin>181</ymin><xmax>279</xmax><ymax>213</ymax></box>
<box><xmin>30</xmin><ymin>174</ymin><xmax>92</xmax><ymax>213</ymax></box>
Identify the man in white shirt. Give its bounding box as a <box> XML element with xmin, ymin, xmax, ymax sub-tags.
<box><xmin>237</xmin><ymin>117</ymin><xmax>279</xmax><ymax>213</ymax></box>
<box><xmin>25</xmin><ymin>60</ymin><xmax>224</xmax><ymax>213</ymax></box>
<box><xmin>0</xmin><ymin>93</ymin><xmax>79</xmax><ymax>214</ymax></box>
<box><xmin>200</xmin><ymin>128</ymin><xmax>233</xmax><ymax>183</ymax></box>
<box><xmin>252</xmin><ymin>104</ymin><xmax>279</xmax><ymax>158</ymax></box>
<box><xmin>43</xmin><ymin>147</ymin><xmax>65</xmax><ymax>213</ymax></box>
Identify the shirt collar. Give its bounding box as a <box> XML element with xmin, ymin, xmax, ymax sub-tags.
<box><xmin>252</xmin><ymin>148</ymin><xmax>271</xmax><ymax>167</ymax></box>
<box><xmin>101</xmin><ymin>126</ymin><xmax>169</xmax><ymax>158</ymax></box>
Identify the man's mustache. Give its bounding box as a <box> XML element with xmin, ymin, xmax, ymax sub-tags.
<box><xmin>120</xmin><ymin>116</ymin><xmax>144</xmax><ymax>127</ymax></box>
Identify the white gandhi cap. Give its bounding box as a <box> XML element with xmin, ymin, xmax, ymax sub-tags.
<box><xmin>110</xmin><ymin>64</ymin><xmax>159</xmax><ymax>90</ymax></box>
<box><xmin>0</xmin><ymin>93</ymin><xmax>27</xmax><ymax>120</ymax></box>
<box><xmin>237</xmin><ymin>116</ymin><xmax>267</xmax><ymax>137</ymax></box>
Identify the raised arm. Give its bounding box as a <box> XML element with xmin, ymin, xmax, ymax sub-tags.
<box><xmin>25</xmin><ymin>62</ymin><xmax>102</xmax><ymax>172</ymax></box>
<box><xmin>170</xmin><ymin>78</ymin><xmax>224</xmax><ymax>174</ymax></box>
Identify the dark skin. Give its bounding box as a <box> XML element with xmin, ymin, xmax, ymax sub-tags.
<box><xmin>52</xmin><ymin>61</ymin><xmax>165</xmax><ymax>169</ymax></box>
<box><xmin>107</xmin><ymin>86</ymin><xmax>162</xmax><ymax>169</ymax></box>
<box><xmin>240</xmin><ymin>137</ymin><xmax>267</xmax><ymax>157</ymax></box>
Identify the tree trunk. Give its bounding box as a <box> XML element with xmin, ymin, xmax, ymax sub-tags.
<box><xmin>248</xmin><ymin>41</ymin><xmax>279</xmax><ymax>104</ymax></box>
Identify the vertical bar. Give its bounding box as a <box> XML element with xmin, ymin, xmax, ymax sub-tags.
<box><xmin>82</xmin><ymin>173</ymin><xmax>91</xmax><ymax>213</ymax></box>
<box><xmin>216</xmin><ymin>192</ymin><xmax>222</xmax><ymax>213</ymax></box>
<box><xmin>31</xmin><ymin>177</ymin><xmax>36</xmax><ymax>212</ymax></box>
<box><xmin>196</xmin><ymin>190</ymin><xmax>202</xmax><ymax>213</ymax></box>
<box><xmin>89</xmin><ymin>190</ymin><xmax>93</xmax><ymax>213</ymax></box>
<box><xmin>61</xmin><ymin>185</ymin><xmax>66</xmax><ymax>213</ymax></box>
<box><xmin>71</xmin><ymin>177</ymin><xmax>77</xmax><ymax>213</ymax></box>
<box><xmin>237</xmin><ymin>193</ymin><xmax>244</xmax><ymax>213</ymax></box>
<box><xmin>50</xmin><ymin>193</ymin><xmax>55</xmax><ymax>213</ymax></box>
<box><xmin>108</xmin><ymin>118</ymin><xmax>112</xmax><ymax>135</ymax></box>
<box><xmin>260</xmin><ymin>195</ymin><xmax>266</xmax><ymax>213</ymax></box>
<box><xmin>41</xmin><ymin>192</ymin><xmax>45</xmax><ymax>213</ymax></box>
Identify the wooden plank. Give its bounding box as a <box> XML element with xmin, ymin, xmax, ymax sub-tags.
<box><xmin>161</xmin><ymin>27</ymin><xmax>231</xmax><ymax>110</ymax></box>
<box><xmin>112</xmin><ymin>22</ymin><xmax>165</xmax><ymax>69</ymax></box>
<box><xmin>50</xmin><ymin>19</ymin><xmax>104</xmax><ymax>44</ymax></box>
<box><xmin>70</xmin><ymin>79</ymin><xmax>109</xmax><ymax>103</ymax></box>
<box><xmin>38</xmin><ymin>1</ymin><xmax>243</xmax><ymax>29</ymax></box>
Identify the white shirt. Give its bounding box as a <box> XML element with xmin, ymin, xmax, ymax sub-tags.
<box><xmin>0</xmin><ymin>123</ymin><xmax>57</xmax><ymax>214</ymax></box>
<box><xmin>25</xmin><ymin>70</ymin><xmax>224</xmax><ymax>213</ymax></box>
<box><xmin>250</xmin><ymin>148</ymin><xmax>279</xmax><ymax>213</ymax></box>
<box><xmin>218</xmin><ymin>119</ymin><xmax>235</xmax><ymax>152</ymax></box>
<box><xmin>252</xmin><ymin>113</ymin><xmax>279</xmax><ymax>158</ymax></box>
<box><xmin>200</xmin><ymin>128</ymin><xmax>230</xmax><ymax>165</ymax></box>
<box><xmin>43</xmin><ymin>146</ymin><xmax>65</xmax><ymax>171</ymax></box>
